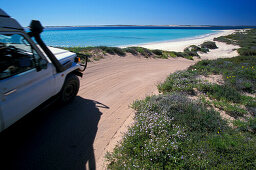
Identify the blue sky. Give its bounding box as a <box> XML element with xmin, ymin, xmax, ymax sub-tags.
<box><xmin>1</xmin><ymin>0</ymin><xmax>256</xmax><ymax>26</ymax></box>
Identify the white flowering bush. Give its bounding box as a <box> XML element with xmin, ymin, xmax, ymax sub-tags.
<box><xmin>158</xmin><ymin>71</ymin><xmax>199</xmax><ymax>94</ymax></box>
<box><xmin>106</xmin><ymin>94</ymin><xmax>229</xmax><ymax>169</ymax></box>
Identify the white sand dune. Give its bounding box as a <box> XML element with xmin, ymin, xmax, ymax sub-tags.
<box><xmin>139</xmin><ymin>30</ymin><xmax>236</xmax><ymax>51</ymax></box>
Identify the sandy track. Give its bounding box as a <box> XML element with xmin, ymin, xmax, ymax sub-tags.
<box><xmin>79</xmin><ymin>55</ymin><xmax>195</xmax><ymax>169</ymax></box>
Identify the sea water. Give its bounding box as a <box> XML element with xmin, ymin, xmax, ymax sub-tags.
<box><xmin>40</xmin><ymin>27</ymin><xmax>219</xmax><ymax>47</ymax></box>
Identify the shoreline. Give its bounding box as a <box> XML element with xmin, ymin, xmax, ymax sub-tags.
<box><xmin>132</xmin><ymin>29</ymin><xmax>236</xmax><ymax>52</ymax></box>
<box><xmin>119</xmin><ymin>30</ymin><xmax>220</xmax><ymax>47</ymax></box>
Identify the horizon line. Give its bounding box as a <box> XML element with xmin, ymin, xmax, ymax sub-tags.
<box><xmin>40</xmin><ymin>24</ymin><xmax>256</xmax><ymax>28</ymax></box>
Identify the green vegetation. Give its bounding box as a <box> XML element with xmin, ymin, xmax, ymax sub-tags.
<box><xmin>214</xmin><ymin>29</ymin><xmax>256</xmax><ymax>56</ymax></box>
<box><xmin>106</xmin><ymin>93</ymin><xmax>256</xmax><ymax>169</ymax></box>
<box><xmin>158</xmin><ymin>70</ymin><xmax>199</xmax><ymax>94</ymax></box>
<box><xmin>233</xmin><ymin>118</ymin><xmax>256</xmax><ymax>133</ymax></box>
<box><xmin>63</xmin><ymin>40</ymin><xmax>218</xmax><ymax>62</ymax></box>
<box><xmin>63</xmin><ymin>46</ymin><xmax>173</xmax><ymax>61</ymax></box>
<box><xmin>106</xmin><ymin>29</ymin><xmax>256</xmax><ymax>169</ymax></box>
<box><xmin>190</xmin><ymin>56</ymin><xmax>256</xmax><ymax>93</ymax></box>
<box><xmin>201</xmin><ymin>41</ymin><xmax>218</xmax><ymax>49</ymax></box>
<box><xmin>182</xmin><ymin>41</ymin><xmax>218</xmax><ymax>57</ymax></box>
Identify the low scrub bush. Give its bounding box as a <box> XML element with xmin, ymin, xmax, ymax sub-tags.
<box><xmin>184</xmin><ymin>50</ymin><xmax>199</xmax><ymax>57</ymax></box>
<box><xmin>130</xmin><ymin>47</ymin><xmax>153</xmax><ymax>57</ymax></box>
<box><xmin>200</xmin><ymin>47</ymin><xmax>210</xmax><ymax>53</ymax></box>
<box><xmin>188</xmin><ymin>45</ymin><xmax>202</xmax><ymax>52</ymax></box>
<box><xmin>238</xmin><ymin>47</ymin><xmax>256</xmax><ymax>56</ymax></box>
<box><xmin>158</xmin><ymin>71</ymin><xmax>199</xmax><ymax>94</ymax></box>
<box><xmin>97</xmin><ymin>46</ymin><xmax>126</xmax><ymax>56</ymax></box>
<box><xmin>151</xmin><ymin>49</ymin><xmax>163</xmax><ymax>56</ymax></box>
<box><xmin>107</xmin><ymin>94</ymin><xmax>256</xmax><ymax>169</ymax></box>
<box><xmin>233</xmin><ymin>118</ymin><xmax>256</xmax><ymax>133</ymax></box>
<box><xmin>214</xmin><ymin>36</ymin><xmax>233</xmax><ymax>44</ymax></box>
<box><xmin>190</xmin><ymin>56</ymin><xmax>256</xmax><ymax>93</ymax></box>
<box><xmin>214</xmin><ymin>29</ymin><xmax>256</xmax><ymax>57</ymax></box>
<box><xmin>197</xmin><ymin>84</ymin><xmax>242</xmax><ymax>103</ymax></box>
<box><xmin>212</xmin><ymin>100</ymin><xmax>247</xmax><ymax>118</ymax></box>
<box><xmin>112</xmin><ymin>47</ymin><xmax>126</xmax><ymax>56</ymax></box>
<box><xmin>124</xmin><ymin>47</ymin><xmax>138</xmax><ymax>55</ymax></box>
<box><xmin>200</xmin><ymin>41</ymin><xmax>218</xmax><ymax>49</ymax></box>
<box><xmin>168</xmin><ymin>51</ymin><xmax>178</xmax><ymax>57</ymax></box>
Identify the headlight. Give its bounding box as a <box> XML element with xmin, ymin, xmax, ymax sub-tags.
<box><xmin>74</xmin><ymin>57</ymin><xmax>80</xmax><ymax>63</ymax></box>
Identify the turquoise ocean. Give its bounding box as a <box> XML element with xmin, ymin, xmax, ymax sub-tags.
<box><xmin>40</xmin><ymin>26</ymin><xmax>221</xmax><ymax>47</ymax></box>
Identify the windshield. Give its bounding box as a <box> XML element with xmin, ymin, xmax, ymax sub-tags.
<box><xmin>0</xmin><ymin>33</ymin><xmax>38</xmax><ymax>79</ymax></box>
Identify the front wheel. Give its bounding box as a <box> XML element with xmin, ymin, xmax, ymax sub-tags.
<box><xmin>59</xmin><ymin>74</ymin><xmax>80</xmax><ymax>104</ymax></box>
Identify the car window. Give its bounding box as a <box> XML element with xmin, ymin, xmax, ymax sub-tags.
<box><xmin>0</xmin><ymin>33</ymin><xmax>40</xmax><ymax>80</ymax></box>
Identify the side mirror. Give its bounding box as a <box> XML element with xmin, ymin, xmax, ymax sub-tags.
<box><xmin>18</xmin><ymin>58</ymin><xmax>33</xmax><ymax>67</ymax></box>
<box><xmin>37</xmin><ymin>58</ymin><xmax>48</xmax><ymax>71</ymax></box>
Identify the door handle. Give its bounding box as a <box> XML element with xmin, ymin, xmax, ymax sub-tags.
<box><xmin>4</xmin><ymin>89</ymin><xmax>17</xmax><ymax>96</ymax></box>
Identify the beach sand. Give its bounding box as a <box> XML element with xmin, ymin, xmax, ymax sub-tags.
<box><xmin>139</xmin><ymin>30</ymin><xmax>237</xmax><ymax>52</ymax></box>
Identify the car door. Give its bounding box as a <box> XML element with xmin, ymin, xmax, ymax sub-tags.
<box><xmin>0</xmin><ymin>33</ymin><xmax>55</xmax><ymax>130</ymax></box>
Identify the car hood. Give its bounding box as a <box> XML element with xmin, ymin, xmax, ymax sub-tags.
<box><xmin>48</xmin><ymin>47</ymin><xmax>76</xmax><ymax>64</ymax></box>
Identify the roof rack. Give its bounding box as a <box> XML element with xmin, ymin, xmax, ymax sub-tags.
<box><xmin>0</xmin><ymin>8</ymin><xmax>24</xmax><ymax>30</ymax></box>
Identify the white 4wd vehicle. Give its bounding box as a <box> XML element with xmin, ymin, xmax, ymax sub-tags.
<box><xmin>0</xmin><ymin>9</ymin><xmax>87</xmax><ymax>132</ymax></box>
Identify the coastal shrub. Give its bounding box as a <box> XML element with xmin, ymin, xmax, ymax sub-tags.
<box><xmin>197</xmin><ymin>84</ymin><xmax>242</xmax><ymax>103</ymax></box>
<box><xmin>64</xmin><ymin>45</ymin><xmax>206</xmax><ymax>61</ymax></box>
<box><xmin>233</xmin><ymin>117</ymin><xmax>256</xmax><ymax>133</ymax></box>
<box><xmin>188</xmin><ymin>45</ymin><xmax>202</xmax><ymax>52</ymax></box>
<box><xmin>62</xmin><ymin>47</ymin><xmax>92</xmax><ymax>62</ymax></box>
<box><xmin>106</xmin><ymin>94</ymin><xmax>256</xmax><ymax>169</ymax></box>
<box><xmin>184</xmin><ymin>44</ymin><xmax>211</xmax><ymax>55</ymax></box>
<box><xmin>111</xmin><ymin>47</ymin><xmax>126</xmax><ymax>56</ymax></box>
<box><xmin>189</xmin><ymin>56</ymin><xmax>256</xmax><ymax>93</ymax></box>
<box><xmin>200</xmin><ymin>47</ymin><xmax>210</xmax><ymax>53</ymax></box>
<box><xmin>151</xmin><ymin>49</ymin><xmax>163</xmax><ymax>56</ymax></box>
<box><xmin>124</xmin><ymin>47</ymin><xmax>138</xmax><ymax>55</ymax></box>
<box><xmin>160</xmin><ymin>52</ymin><xmax>169</xmax><ymax>59</ymax></box>
<box><xmin>238</xmin><ymin>47</ymin><xmax>256</xmax><ymax>56</ymax></box>
<box><xmin>138</xmin><ymin>47</ymin><xmax>153</xmax><ymax>57</ymax></box>
<box><xmin>168</xmin><ymin>51</ymin><xmax>178</xmax><ymax>57</ymax></box>
<box><xmin>174</xmin><ymin>52</ymin><xmax>187</xmax><ymax>58</ymax></box>
<box><xmin>142</xmin><ymin>95</ymin><xmax>227</xmax><ymax>134</ymax></box>
<box><xmin>212</xmin><ymin>100</ymin><xmax>247</xmax><ymax>118</ymax></box>
<box><xmin>183</xmin><ymin>48</ymin><xmax>199</xmax><ymax>57</ymax></box>
<box><xmin>129</xmin><ymin>47</ymin><xmax>153</xmax><ymax>57</ymax></box>
<box><xmin>214</xmin><ymin>29</ymin><xmax>256</xmax><ymax>50</ymax></box>
<box><xmin>241</xmin><ymin>95</ymin><xmax>256</xmax><ymax>108</ymax></box>
<box><xmin>96</xmin><ymin>46</ymin><xmax>114</xmax><ymax>55</ymax></box>
<box><xmin>200</xmin><ymin>41</ymin><xmax>218</xmax><ymax>49</ymax></box>
<box><xmin>96</xmin><ymin>46</ymin><xmax>126</xmax><ymax>56</ymax></box>
<box><xmin>214</xmin><ymin>36</ymin><xmax>234</xmax><ymax>44</ymax></box>
<box><xmin>158</xmin><ymin>70</ymin><xmax>199</xmax><ymax>94</ymax></box>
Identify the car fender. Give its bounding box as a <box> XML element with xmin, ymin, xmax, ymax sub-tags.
<box><xmin>53</xmin><ymin>63</ymin><xmax>82</xmax><ymax>95</ymax></box>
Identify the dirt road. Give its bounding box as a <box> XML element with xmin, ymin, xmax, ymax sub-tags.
<box><xmin>0</xmin><ymin>55</ymin><xmax>195</xmax><ymax>170</ymax></box>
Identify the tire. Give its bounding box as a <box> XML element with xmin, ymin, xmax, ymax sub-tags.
<box><xmin>59</xmin><ymin>74</ymin><xmax>80</xmax><ymax>104</ymax></box>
